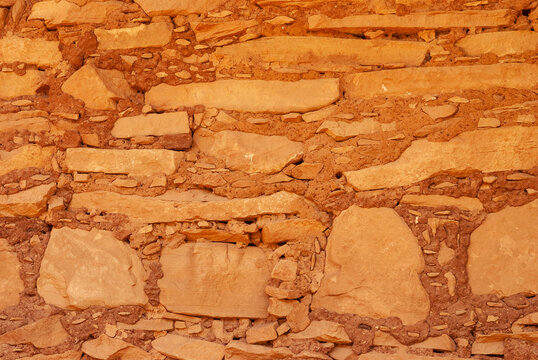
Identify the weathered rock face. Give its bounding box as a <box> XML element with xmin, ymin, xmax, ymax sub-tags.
<box><xmin>152</xmin><ymin>334</ymin><xmax>225</xmax><ymax>360</ymax></box>
<box><xmin>400</xmin><ymin>194</ymin><xmax>483</xmax><ymax>212</ymax></box>
<box><xmin>0</xmin><ymin>70</ymin><xmax>45</xmax><ymax>99</ymax></box>
<box><xmin>0</xmin><ymin>183</ymin><xmax>56</xmax><ymax>217</ymax></box>
<box><xmin>191</xmin><ymin>19</ymin><xmax>258</xmax><ymax>42</ymax></box>
<box><xmin>37</xmin><ymin>227</ymin><xmax>148</xmax><ymax>309</ymax></box>
<box><xmin>0</xmin><ymin>240</ymin><xmax>23</xmax><ymax>311</ymax></box>
<box><xmin>194</xmin><ymin>130</ymin><xmax>303</xmax><ymax>174</ymax></box>
<box><xmin>312</xmin><ymin>206</ymin><xmax>429</xmax><ymax>325</ymax></box>
<box><xmin>467</xmin><ymin>199</ymin><xmax>538</xmax><ymax>297</ymax></box>
<box><xmin>159</xmin><ymin>243</ymin><xmax>272</xmax><ymax>318</ymax></box>
<box><xmin>0</xmin><ymin>34</ymin><xmax>61</xmax><ymax>68</ymax></box>
<box><xmin>95</xmin><ymin>22</ymin><xmax>173</xmax><ymax>50</ymax></box>
<box><xmin>0</xmin><ymin>145</ymin><xmax>55</xmax><ymax>176</ymax></box>
<box><xmin>133</xmin><ymin>0</ymin><xmax>228</xmax><ymax>16</ymax></box>
<box><xmin>111</xmin><ymin>111</ymin><xmax>190</xmax><ymax>138</ymax></box>
<box><xmin>261</xmin><ymin>219</ymin><xmax>326</xmax><ymax>244</ymax></box>
<box><xmin>0</xmin><ymin>315</ymin><xmax>69</xmax><ymax>348</ymax></box>
<box><xmin>317</xmin><ymin>118</ymin><xmax>395</xmax><ymax>141</ymax></box>
<box><xmin>456</xmin><ymin>30</ymin><xmax>538</xmax><ymax>57</ymax></box>
<box><xmin>17</xmin><ymin>350</ymin><xmax>82</xmax><ymax>360</ymax></box>
<box><xmin>28</xmin><ymin>0</ymin><xmax>125</xmax><ymax>27</ymax></box>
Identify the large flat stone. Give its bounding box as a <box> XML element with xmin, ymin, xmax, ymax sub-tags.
<box><xmin>0</xmin><ymin>315</ymin><xmax>69</xmax><ymax>348</ymax></box>
<box><xmin>456</xmin><ymin>30</ymin><xmax>538</xmax><ymax>57</ymax></box>
<box><xmin>317</xmin><ymin>118</ymin><xmax>395</xmax><ymax>141</ymax></box>
<box><xmin>288</xmin><ymin>320</ymin><xmax>351</xmax><ymax>344</ymax></box>
<box><xmin>69</xmin><ymin>191</ymin><xmax>308</xmax><ymax>223</ymax></box>
<box><xmin>37</xmin><ymin>227</ymin><xmax>148</xmax><ymax>309</ymax></box>
<box><xmin>65</xmin><ymin>148</ymin><xmax>181</xmax><ymax>176</ymax></box>
<box><xmin>0</xmin><ymin>240</ymin><xmax>23</xmax><ymax>311</ymax></box>
<box><xmin>225</xmin><ymin>341</ymin><xmax>293</xmax><ymax>359</ymax></box>
<box><xmin>312</xmin><ymin>206</ymin><xmax>429</xmax><ymax>325</ymax></box>
<box><xmin>111</xmin><ymin>111</ymin><xmax>189</xmax><ymax>138</ymax></box>
<box><xmin>191</xmin><ymin>19</ymin><xmax>258</xmax><ymax>42</ymax></box>
<box><xmin>400</xmin><ymin>194</ymin><xmax>483</xmax><ymax>212</ymax></box>
<box><xmin>29</xmin><ymin>0</ymin><xmax>126</xmax><ymax>27</ymax></box>
<box><xmin>0</xmin><ymin>117</ymin><xmax>51</xmax><ymax>134</ymax></box>
<box><xmin>0</xmin><ymin>70</ymin><xmax>45</xmax><ymax>99</ymax></box>
<box><xmin>343</xmin><ymin>63</ymin><xmax>538</xmax><ymax>99</ymax></box>
<box><xmin>467</xmin><ymin>199</ymin><xmax>538</xmax><ymax>297</ymax></box>
<box><xmin>308</xmin><ymin>10</ymin><xmax>513</xmax><ymax>33</ymax></box>
<box><xmin>133</xmin><ymin>0</ymin><xmax>227</xmax><ymax>16</ymax></box>
<box><xmin>152</xmin><ymin>334</ymin><xmax>225</xmax><ymax>360</ymax></box>
<box><xmin>194</xmin><ymin>130</ymin><xmax>303</xmax><ymax>174</ymax></box>
<box><xmin>0</xmin><ymin>34</ymin><xmax>61</xmax><ymax>68</ymax></box>
<box><xmin>344</xmin><ymin>127</ymin><xmax>538</xmax><ymax>191</ymax></box>
<box><xmin>0</xmin><ymin>145</ymin><xmax>55</xmax><ymax>176</ymax></box>
<box><xmin>81</xmin><ymin>334</ymin><xmax>150</xmax><ymax>360</ymax></box>
<box><xmin>61</xmin><ymin>64</ymin><xmax>132</xmax><ymax>110</ymax></box>
<box><xmin>159</xmin><ymin>243</ymin><xmax>272</xmax><ymax>318</ymax></box>
<box><xmin>145</xmin><ymin>78</ymin><xmax>340</xmax><ymax>113</ymax></box>
<box><xmin>95</xmin><ymin>22</ymin><xmax>173</xmax><ymax>50</ymax></box>
<box><xmin>0</xmin><ymin>183</ymin><xmax>56</xmax><ymax>217</ymax></box>
<box><xmin>212</xmin><ymin>36</ymin><xmax>429</xmax><ymax>72</ymax></box>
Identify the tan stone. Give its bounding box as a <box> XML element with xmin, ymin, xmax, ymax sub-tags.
<box><xmin>411</xmin><ymin>334</ymin><xmax>456</xmax><ymax>352</ymax></box>
<box><xmin>438</xmin><ymin>242</ymin><xmax>455</xmax><ymax>266</ymax></box>
<box><xmin>61</xmin><ymin>64</ymin><xmax>132</xmax><ymax>110</ymax></box>
<box><xmin>225</xmin><ymin>341</ymin><xmax>293</xmax><ymax>359</ymax></box>
<box><xmin>28</xmin><ymin>0</ymin><xmax>126</xmax><ymax>27</ymax></box>
<box><xmin>0</xmin><ymin>70</ymin><xmax>45</xmax><ymax>99</ymax></box>
<box><xmin>181</xmin><ymin>228</ymin><xmax>250</xmax><ymax>243</ymax></box>
<box><xmin>317</xmin><ymin>118</ymin><xmax>395</xmax><ymax>141</ymax></box>
<box><xmin>345</xmin><ymin>127</ymin><xmax>538</xmax><ymax>191</ymax></box>
<box><xmin>0</xmin><ymin>241</ymin><xmax>23</xmax><ymax>311</ymax></box>
<box><xmin>400</xmin><ymin>194</ymin><xmax>483</xmax><ymax>212</ymax></box>
<box><xmin>471</xmin><ymin>331</ymin><xmax>538</xmax><ymax>355</ymax></box>
<box><xmin>194</xmin><ymin>130</ymin><xmax>303</xmax><ymax>174</ymax></box>
<box><xmin>95</xmin><ymin>22</ymin><xmax>173</xmax><ymax>50</ymax></box>
<box><xmin>421</xmin><ymin>104</ymin><xmax>458</xmax><ymax>120</ymax></box>
<box><xmin>312</xmin><ymin>206</ymin><xmax>429</xmax><ymax>325</ymax></box>
<box><xmin>145</xmin><ymin>78</ymin><xmax>340</xmax><ymax>113</ymax></box>
<box><xmin>18</xmin><ymin>350</ymin><xmax>82</xmax><ymax>360</ymax></box>
<box><xmin>357</xmin><ymin>351</ymin><xmax>471</xmax><ymax>360</ymax></box>
<box><xmin>291</xmin><ymin>162</ymin><xmax>323</xmax><ymax>180</ymax></box>
<box><xmin>0</xmin><ymin>34</ymin><xmax>61</xmax><ymax>68</ymax></box>
<box><xmin>159</xmin><ymin>243</ymin><xmax>272</xmax><ymax>318</ymax></box>
<box><xmin>478</xmin><ymin>117</ymin><xmax>501</xmax><ymax>128</ymax></box>
<box><xmin>246</xmin><ymin>322</ymin><xmax>278</xmax><ymax>344</ymax></box>
<box><xmin>111</xmin><ymin>111</ymin><xmax>190</xmax><ymax>138</ymax></box>
<box><xmin>467</xmin><ymin>199</ymin><xmax>538</xmax><ymax>297</ymax></box>
<box><xmin>70</xmin><ymin>191</ymin><xmax>307</xmax><ymax>223</ymax></box>
<box><xmin>0</xmin><ymin>183</ymin><xmax>56</xmax><ymax>217</ymax></box>
<box><xmin>268</xmin><ymin>298</ymin><xmax>297</xmax><ymax>317</ymax></box>
<box><xmin>329</xmin><ymin>346</ymin><xmax>354</xmax><ymax>360</ymax></box>
<box><xmin>117</xmin><ymin>318</ymin><xmax>174</xmax><ymax>331</ymax></box>
<box><xmin>133</xmin><ymin>0</ymin><xmax>227</xmax><ymax>16</ymax></box>
<box><xmin>0</xmin><ymin>315</ymin><xmax>69</xmax><ymax>348</ymax></box>
<box><xmin>343</xmin><ymin>64</ymin><xmax>538</xmax><ymax>99</ymax></box>
<box><xmin>0</xmin><ymin>145</ymin><xmax>54</xmax><ymax>177</ymax></box>
<box><xmin>456</xmin><ymin>30</ymin><xmax>538</xmax><ymax>57</ymax></box>
<box><xmin>308</xmin><ymin>10</ymin><xmax>513</xmax><ymax>33</ymax></box>
<box><xmin>65</xmin><ymin>148</ymin><xmax>180</xmax><ymax>176</ymax></box>
<box><xmin>287</xmin><ymin>296</ymin><xmax>311</xmax><ymax>332</ymax></box>
<box><xmin>190</xmin><ymin>19</ymin><xmax>257</xmax><ymax>42</ymax></box>
<box><xmin>271</xmin><ymin>259</ymin><xmax>298</xmax><ymax>281</ymax></box>
<box><xmin>37</xmin><ymin>227</ymin><xmax>148</xmax><ymax>309</ymax></box>
<box><xmin>212</xmin><ymin>36</ymin><xmax>429</xmax><ymax>72</ymax></box>
<box><xmin>0</xmin><ymin>117</ymin><xmax>51</xmax><ymax>134</ymax></box>
<box><xmin>152</xmin><ymin>334</ymin><xmax>225</xmax><ymax>360</ymax></box>
<box><xmin>262</xmin><ymin>219</ymin><xmax>326</xmax><ymax>244</ymax></box>
<box><xmin>82</xmin><ymin>334</ymin><xmax>130</xmax><ymax>359</ymax></box>
<box><xmin>289</xmin><ymin>320</ymin><xmax>351</xmax><ymax>344</ymax></box>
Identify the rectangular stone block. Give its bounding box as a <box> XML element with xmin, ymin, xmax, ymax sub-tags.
<box><xmin>0</xmin><ymin>35</ymin><xmax>61</xmax><ymax>68</ymax></box>
<box><xmin>111</xmin><ymin>111</ymin><xmax>190</xmax><ymax>138</ymax></box>
<box><xmin>0</xmin><ymin>70</ymin><xmax>45</xmax><ymax>99</ymax></box>
<box><xmin>132</xmin><ymin>0</ymin><xmax>227</xmax><ymax>16</ymax></box>
<box><xmin>190</xmin><ymin>19</ymin><xmax>257</xmax><ymax>42</ymax></box>
<box><xmin>456</xmin><ymin>30</ymin><xmax>538</xmax><ymax>57</ymax></box>
<box><xmin>0</xmin><ymin>145</ymin><xmax>55</xmax><ymax>176</ymax></box>
<box><xmin>95</xmin><ymin>22</ymin><xmax>173</xmax><ymax>50</ymax></box>
<box><xmin>28</xmin><ymin>0</ymin><xmax>126</xmax><ymax>27</ymax></box>
<box><xmin>0</xmin><ymin>184</ymin><xmax>56</xmax><ymax>217</ymax></box>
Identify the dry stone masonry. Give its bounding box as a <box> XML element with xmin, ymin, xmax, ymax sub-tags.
<box><xmin>0</xmin><ymin>0</ymin><xmax>537</xmax><ymax>359</ymax></box>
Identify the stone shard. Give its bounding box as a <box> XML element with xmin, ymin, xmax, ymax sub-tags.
<box><xmin>70</xmin><ymin>190</ymin><xmax>309</xmax><ymax>223</ymax></box>
<box><xmin>190</xmin><ymin>19</ymin><xmax>257</xmax><ymax>42</ymax></box>
<box><xmin>37</xmin><ymin>227</ymin><xmax>148</xmax><ymax>309</ymax></box>
<box><xmin>18</xmin><ymin>350</ymin><xmax>82</xmax><ymax>360</ymax></box>
<box><xmin>61</xmin><ymin>64</ymin><xmax>132</xmax><ymax>110</ymax></box>
<box><xmin>111</xmin><ymin>111</ymin><xmax>190</xmax><ymax>138</ymax></box>
<box><xmin>145</xmin><ymin>78</ymin><xmax>340</xmax><ymax>113</ymax></box>
<box><xmin>288</xmin><ymin>320</ymin><xmax>352</xmax><ymax>344</ymax></box>
<box><xmin>317</xmin><ymin>118</ymin><xmax>395</xmax><ymax>141</ymax></box>
<box><xmin>95</xmin><ymin>22</ymin><xmax>173</xmax><ymax>50</ymax></box>
<box><xmin>0</xmin><ymin>70</ymin><xmax>45</xmax><ymax>99</ymax></box>
<box><xmin>343</xmin><ymin>63</ymin><xmax>538</xmax><ymax>99</ymax></box>
<box><xmin>212</xmin><ymin>36</ymin><xmax>429</xmax><ymax>72</ymax></box>
<box><xmin>159</xmin><ymin>242</ymin><xmax>272</xmax><ymax>318</ymax></box>
<box><xmin>308</xmin><ymin>10</ymin><xmax>513</xmax><ymax>33</ymax></box>
<box><xmin>421</xmin><ymin>104</ymin><xmax>458</xmax><ymax>120</ymax></box>
<box><xmin>194</xmin><ymin>130</ymin><xmax>303</xmax><ymax>174</ymax></box>
<box><xmin>0</xmin><ymin>315</ymin><xmax>69</xmax><ymax>348</ymax></box>
<box><xmin>117</xmin><ymin>318</ymin><xmax>174</xmax><ymax>331</ymax></box>
<box><xmin>312</xmin><ymin>206</ymin><xmax>429</xmax><ymax>325</ymax></box>
<box><xmin>225</xmin><ymin>340</ymin><xmax>293</xmax><ymax>359</ymax></box>
<box><xmin>28</xmin><ymin>0</ymin><xmax>126</xmax><ymax>27</ymax></box>
<box><xmin>0</xmin><ymin>34</ymin><xmax>61</xmax><ymax>68</ymax></box>
<box><xmin>345</xmin><ymin>127</ymin><xmax>538</xmax><ymax>191</ymax></box>
<box><xmin>65</xmin><ymin>148</ymin><xmax>180</xmax><ymax>176</ymax></box>
<box><xmin>181</xmin><ymin>228</ymin><xmax>250</xmax><ymax>243</ymax></box>
<box><xmin>456</xmin><ymin>30</ymin><xmax>538</xmax><ymax>57</ymax></box>
<box><xmin>0</xmin><ymin>183</ymin><xmax>56</xmax><ymax>217</ymax></box>
<box><xmin>400</xmin><ymin>194</ymin><xmax>483</xmax><ymax>212</ymax></box>
<box><xmin>0</xmin><ymin>145</ymin><xmax>55</xmax><ymax>176</ymax></box>
<box><xmin>133</xmin><ymin>0</ymin><xmax>228</xmax><ymax>16</ymax></box>
<box><xmin>261</xmin><ymin>219</ymin><xmax>326</xmax><ymax>244</ymax></box>
<box><xmin>0</xmin><ymin>240</ymin><xmax>23</xmax><ymax>311</ymax></box>
<box><xmin>152</xmin><ymin>334</ymin><xmax>225</xmax><ymax>360</ymax></box>
<box><xmin>467</xmin><ymin>199</ymin><xmax>538</xmax><ymax>297</ymax></box>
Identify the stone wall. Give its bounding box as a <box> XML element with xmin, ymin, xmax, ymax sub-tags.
<box><xmin>0</xmin><ymin>0</ymin><xmax>537</xmax><ymax>359</ymax></box>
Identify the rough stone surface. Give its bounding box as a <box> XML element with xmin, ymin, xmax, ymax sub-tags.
<box><xmin>95</xmin><ymin>22</ymin><xmax>173</xmax><ymax>50</ymax></box>
<box><xmin>0</xmin><ymin>240</ymin><xmax>23</xmax><ymax>311</ymax></box>
<box><xmin>152</xmin><ymin>334</ymin><xmax>225</xmax><ymax>360</ymax></box>
<box><xmin>288</xmin><ymin>320</ymin><xmax>352</xmax><ymax>344</ymax></box>
<box><xmin>28</xmin><ymin>0</ymin><xmax>125</xmax><ymax>27</ymax></box>
<box><xmin>0</xmin><ymin>70</ymin><xmax>45</xmax><ymax>99</ymax></box>
<box><xmin>400</xmin><ymin>194</ymin><xmax>484</xmax><ymax>212</ymax></box>
<box><xmin>312</xmin><ymin>206</ymin><xmax>429</xmax><ymax>325</ymax></box>
<box><xmin>225</xmin><ymin>341</ymin><xmax>293</xmax><ymax>359</ymax></box>
<box><xmin>133</xmin><ymin>0</ymin><xmax>227</xmax><ymax>16</ymax></box>
<box><xmin>262</xmin><ymin>219</ymin><xmax>326</xmax><ymax>244</ymax></box>
<box><xmin>0</xmin><ymin>315</ymin><xmax>69</xmax><ymax>348</ymax></box>
<box><xmin>17</xmin><ymin>351</ymin><xmax>82</xmax><ymax>360</ymax></box>
<box><xmin>37</xmin><ymin>227</ymin><xmax>148</xmax><ymax>309</ymax></box>
<box><xmin>111</xmin><ymin>111</ymin><xmax>190</xmax><ymax>138</ymax></box>
<box><xmin>317</xmin><ymin>118</ymin><xmax>395</xmax><ymax>141</ymax></box>
<box><xmin>0</xmin><ymin>183</ymin><xmax>56</xmax><ymax>217</ymax></box>
<box><xmin>0</xmin><ymin>35</ymin><xmax>61</xmax><ymax>67</ymax></box>
<box><xmin>191</xmin><ymin>19</ymin><xmax>258</xmax><ymax>41</ymax></box>
<box><xmin>456</xmin><ymin>30</ymin><xmax>538</xmax><ymax>57</ymax></box>
<box><xmin>421</xmin><ymin>104</ymin><xmax>458</xmax><ymax>120</ymax></box>
<box><xmin>246</xmin><ymin>322</ymin><xmax>278</xmax><ymax>344</ymax></box>
<box><xmin>0</xmin><ymin>145</ymin><xmax>55</xmax><ymax>176</ymax></box>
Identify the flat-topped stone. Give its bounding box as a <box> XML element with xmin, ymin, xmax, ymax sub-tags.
<box><xmin>29</xmin><ymin>0</ymin><xmax>126</xmax><ymax>27</ymax></box>
<box><xmin>0</xmin><ymin>70</ymin><xmax>45</xmax><ymax>99</ymax></box>
<box><xmin>0</xmin><ymin>35</ymin><xmax>61</xmax><ymax>68</ymax></box>
<box><xmin>133</xmin><ymin>0</ymin><xmax>228</xmax><ymax>16</ymax></box>
<box><xmin>95</xmin><ymin>22</ymin><xmax>173</xmax><ymax>50</ymax></box>
<box><xmin>152</xmin><ymin>334</ymin><xmax>225</xmax><ymax>360</ymax></box>
<box><xmin>0</xmin><ymin>315</ymin><xmax>69</xmax><ymax>348</ymax></box>
<box><xmin>0</xmin><ymin>145</ymin><xmax>55</xmax><ymax>176</ymax></box>
<box><xmin>0</xmin><ymin>183</ymin><xmax>56</xmax><ymax>217</ymax></box>
<box><xmin>456</xmin><ymin>30</ymin><xmax>538</xmax><ymax>57</ymax></box>
<box><xmin>400</xmin><ymin>194</ymin><xmax>483</xmax><ymax>212</ymax></box>
<box><xmin>0</xmin><ymin>240</ymin><xmax>23</xmax><ymax>312</ymax></box>
<box><xmin>111</xmin><ymin>111</ymin><xmax>190</xmax><ymax>138</ymax></box>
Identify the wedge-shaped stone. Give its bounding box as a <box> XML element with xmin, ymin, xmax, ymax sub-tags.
<box><xmin>18</xmin><ymin>350</ymin><xmax>82</xmax><ymax>360</ymax></box>
<box><xmin>181</xmin><ymin>228</ymin><xmax>250</xmax><ymax>243</ymax></box>
<box><xmin>29</xmin><ymin>0</ymin><xmax>126</xmax><ymax>27</ymax></box>
<box><xmin>262</xmin><ymin>219</ymin><xmax>326</xmax><ymax>244</ymax></box>
<box><xmin>145</xmin><ymin>78</ymin><xmax>340</xmax><ymax>113</ymax></box>
<box><xmin>308</xmin><ymin>10</ymin><xmax>513</xmax><ymax>33</ymax></box>
<box><xmin>374</xmin><ymin>331</ymin><xmax>456</xmax><ymax>352</ymax></box>
<box><xmin>159</xmin><ymin>243</ymin><xmax>272</xmax><ymax>318</ymax></box>
<box><xmin>317</xmin><ymin>118</ymin><xmax>395</xmax><ymax>141</ymax></box>
<box><xmin>0</xmin><ymin>145</ymin><xmax>55</xmax><ymax>176</ymax></box>
<box><xmin>0</xmin><ymin>183</ymin><xmax>56</xmax><ymax>217</ymax></box>
<box><xmin>343</xmin><ymin>63</ymin><xmax>538</xmax><ymax>99</ymax></box>
<box><xmin>95</xmin><ymin>22</ymin><xmax>173</xmax><ymax>50</ymax></box>
<box><xmin>0</xmin><ymin>315</ymin><xmax>69</xmax><ymax>348</ymax></box>
<box><xmin>225</xmin><ymin>341</ymin><xmax>293</xmax><ymax>359</ymax></box>
<box><xmin>468</xmin><ymin>199</ymin><xmax>538</xmax><ymax>297</ymax></box>
<box><xmin>152</xmin><ymin>334</ymin><xmax>225</xmax><ymax>360</ymax></box>
<box><xmin>70</xmin><ymin>191</ymin><xmax>307</xmax><ymax>223</ymax></box>
<box><xmin>37</xmin><ymin>227</ymin><xmax>148</xmax><ymax>309</ymax></box>
<box><xmin>400</xmin><ymin>194</ymin><xmax>483</xmax><ymax>212</ymax></box>
<box><xmin>111</xmin><ymin>111</ymin><xmax>190</xmax><ymax>138</ymax></box>
<box><xmin>0</xmin><ymin>70</ymin><xmax>45</xmax><ymax>99</ymax></box>
<box><xmin>82</xmin><ymin>334</ymin><xmax>150</xmax><ymax>360</ymax></box>
<box><xmin>194</xmin><ymin>130</ymin><xmax>303</xmax><ymax>174</ymax></box>
<box><xmin>191</xmin><ymin>19</ymin><xmax>257</xmax><ymax>42</ymax></box>
<box><xmin>0</xmin><ymin>240</ymin><xmax>23</xmax><ymax>311</ymax></box>
<box><xmin>345</xmin><ymin>127</ymin><xmax>538</xmax><ymax>191</ymax></box>
<box><xmin>456</xmin><ymin>30</ymin><xmax>538</xmax><ymax>57</ymax></box>
<box><xmin>312</xmin><ymin>206</ymin><xmax>429</xmax><ymax>325</ymax></box>
<box><xmin>65</xmin><ymin>148</ymin><xmax>180</xmax><ymax>176</ymax></box>
<box><xmin>62</xmin><ymin>64</ymin><xmax>132</xmax><ymax>110</ymax></box>
<box><xmin>0</xmin><ymin>35</ymin><xmax>61</xmax><ymax>68</ymax></box>
<box><xmin>133</xmin><ymin>0</ymin><xmax>227</xmax><ymax>16</ymax></box>
<box><xmin>289</xmin><ymin>320</ymin><xmax>351</xmax><ymax>344</ymax></box>
<box><xmin>471</xmin><ymin>331</ymin><xmax>538</xmax><ymax>355</ymax></box>
<box><xmin>212</xmin><ymin>36</ymin><xmax>429</xmax><ymax>72</ymax></box>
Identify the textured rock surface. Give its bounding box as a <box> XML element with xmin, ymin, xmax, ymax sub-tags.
<box><xmin>28</xmin><ymin>0</ymin><xmax>125</xmax><ymax>27</ymax></box>
<box><xmin>133</xmin><ymin>0</ymin><xmax>227</xmax><ymax>16</ymax></box>
<box><xmin>95</xmin><ymin>22</ymin><xmax>173</xmax><ymax>50</ymax></box>
<box><xmin>0</xmin><ymin>315</ymin><xmax>69</xmax><ymax>348</ymax></box>
<box><xmin>400</xmin><ymin>194</ymin><xmax>483</xmax><ymax>212</ymax></box>
<box><xmin>456</xmin><ymin>30</ymin><xmax>538</xmax><ymax>57</ymax></box>
<box><xmin>261</xmin><ymin>219</ymin><xmax>326</xmax><ymax>244</ymax></box>
<box><xmin>111</xmin><ymin>111</ymin><xmax>190</xmax><ymax>137</ymax></box>
<box><xmin>152</xmin><ymin>334</ymin><xmax>224</xmax><ymax>360</ymax></box>
<box><xmin>0</xmin><ymin>183</ymin><xmax>56</xmax><ymax>217</ymax></box>
<box><xmin>288</xmin><ymin>320</ymin><xmax>351</xmax><ymax>344</ymax></box>
<box><xmin>0</xmin><ymin>34</ymin><xmax>61</xmax><ymax>67</ymax></box>
<box><xmin>0</xmin><ymin>240</ymin><xmax>23</xmax><ymax>311</ymax></box>
<box><xmin>0</xmin><ymin>70</ymin><xmax>45</xmax><ymax>99</ymax></box>
<box><xmin>0</xmin><ymin>145</ymin><xmax>55</xmax><ymax>176</ymax></box>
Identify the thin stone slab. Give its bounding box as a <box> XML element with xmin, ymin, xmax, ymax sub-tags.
<box><xmin>456</xmin><ymin>30</ymin><xmax>538</xmax><ymax>57</ymax></box>
<box><xmin>261</xmin><ymin>219</ymin><xmax>326</xmax><ymax>244</ymax></box>
<box><xmin>133</xmin><ymin>0</ymin><xmax>228</xmax><ymax>16</ymax></box>
<box><xmin>0</xmin><ymin>145</ymin><xmax>55</xmax><ymax>176</ymax></box>
<box><xmin>0</xmin><ymin>240</ymin><xmax>23</xmax><ymax>311</ymax></box>
<box><xmin>111</xmin><ymin>111</ymin><xmax>190</xmax><ymax>138</ymax></box>
<box><xmin>0</xmin><ymin>117</ymin><xmax>51</xmax><ymax>134</ymax></box>
<box><xmin>400</xmin><ymin>194</ymin><xmax>483</xmax><ymax>212</ymax></box>
<box><xmin>343</xmin><ymin>63</ymin><xmax>538</xmax><ymax>99</ymax></box>
<box><xmin>225</xmin><ymin>340</ymin><xmax>293</xmax><ymax>359</ymax></box>
<box><xmin>312</xmin><ymin>206</ymin><xmax>429</xmax><ymax>325</ymax></box>
<box><xmin>0</xmin><ymin>70</ymin><xmax>45</xmax><ymax>99</ymax></box>
<box><xmin>37</xmin><ymin>227</ymin><xmax>148</xmax><ymax>309</ymax></box>
<box><xmin>317</xmin><ymin>118</ymin><xmax>395</xmax><ymax>141</ymax></box>
<box><xmin>357</xmin><ymin>351</ymin><xmax>473</xmax><ymax>360</ymax></box>
<box><xmin>159</xmin><ymin>243</ymin><xmax>272</xmax><ymax>318</ymax></box>
<box><xmin>152</xmin><ymin>334</ymin><xmax>225</xmax><ymax>360</ymax></box>
<box><xmin>145</xmin><ymin>78</ymin><xmax>340</xmax><ymax>113</ymax></box>
<box><xmin>288</xmin><ymin>320</ymin><xmax>352</xmax><ymax>344</ymax></box>
<box><xmin>17</xmin><ymin>350</ymin><xmax>82</xmax><ymax>360</ymax></box>
<box><xmin>95</xmin><ymin>22</ymin><xmax>173</xmax><ymax>50</ymax></box>
<box><xmin>28</xmin><ymin>0</ymin><xmax>126</xmax><ymax>27</ymax></box>
<box><xmin>0</xmin><ymin>315</ymin><xmax>69</xmax><ymax>348</ymax></box>
<box><xmin>191</xmin><ymin>19</ymin><xmax>257</xmax><ymax>42</ymax></box>
<box><xmin>0</xmin><ymin>183</ymin><xmax>56</xmax><ymax>217</ymax></box>
<box><xmin>0</xmin><ymin>34</ymin><xmax>61</xmax><ymax>68</ymax></box>
<box><xmin>345</xmin><ymin>127</ymin><xmax>538</xmax><ymax>191</ymax></box>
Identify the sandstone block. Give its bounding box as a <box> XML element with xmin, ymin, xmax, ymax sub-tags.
<box><xmin>0</xmin><ymin>240</ymin><xmax>23</xmax><ymax>311</ymax></box>
<box><xmin>0</xmin><ymin>145</ymin><xmax>55</xmax><ymax>176</ymax></box>
<box><xmin>81</xmin><ymin>334</ymin><xmax>132</xmax><ymax>359</ymax></box>
<box><xmin>291</xmin><ymin>162</ymin><xmax>323</xmax><ymax>180</ymax></box>
<box><xmin>95</xmin><ymin>22</ymin><xmax>173</xmax><ymax>50</ymax></box>
<box><xmin>0</xmin><ymin>70</ymin><xmax>45</xmax><ymax>99</ymax></box>
<box><xmin>0</xmin><ymin>183</ymin><xmax>56</xmax><ymax>217</ymax></box>
<box><xmin>17</xmin><ymin>351</ymin><xmax>82</xmax><ymax>360</ymax></box>
<box><xmin>0</xmin><ymin>315</ymin><xmax>69</xmax><ymax>348</ymax></box>
<box><xmin>357</xmin><ymin>351</ymin><xmax>471</xmax><ymax>360</ymax></box>
<box><xmin>262</xmin><ymin>219</ymin><xmax>326</xmax><ymax>244</ymax></box>
<box><xmin>133</xmin><ymin>0</ymin><xmax>227</xmax><ymax>16</ymax></box>
<box><xmin>317</xmin><ymin>118</ymin><xmax>395</xmax><ymax>141</ymax></box>
<box><xmin>181</xmin><ymin>228</ymin><xmax>250</xmax><ymax>243</ymax></box>
<box><xmin>268</xmin><ymin>298</ymin><xmax>297</xmax><ymax>317</ymax></box>
<box><xmin>225</xmin><ymin>341</ymin><xmax>293</xmax><ymax>359</ymax></box>
<box><xmin>37</xmin><ymin>227</ymin><xmax>148</xmax><ymax>309</ymax></box>
<box><xmin>289</xmin><ymin>320</ymin><xmax>351</xmax><ymax>344</ymax></box>
<box><xmin>271</xmin><ymin>259</ymin><xmax>298</xmax><ymax>281</ymax></box>
<box><xmin>421</xmin><ymin>104</ymin><xmax>458</xmax><ymax>120</ymax></box>
<box><xmin>400</xmin><ymin>194</ymin><xmax>483</xmax><ymax>212</ymax></box>
<box><xmin>0</xmin><ymin>117</ymin><xmax>51</xmax><ymax>134</ymax></box>
<box><xmin>190</xmin><ymin>19</ymin><xmax>257</xmax><ymax>42</ymax></box>
<box><xmin>111</xmin><ymin>111</ymin><xmax>190</xmax><ymax>138</ymax></box>
<box><xmin>456</xmin><ymin>30</ymin><xmax>538</xmax><ymax>57</ymax></box>
<box><xmin>117</xmin><ymin>318</ymin><xmax>174</xmax><ymax>331</ymax></box>
<box><xmin>246</xmin><ymin>322</ymin><xmax>278</xmax><ymax>344</ymax></box>
<box><xmin>29</xmin><ymin>0</ymin><xmax>125</xmax><ymax>27</ymax></box>
<box><xmin>0</xmin><ymin>35</ymin><xmax>61</xmax><ymax>68</ymax></box>
<box><xmin>152</xmin><ymin>334</ymin><xmax>225</xmax><ymax>360</ymax></box>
